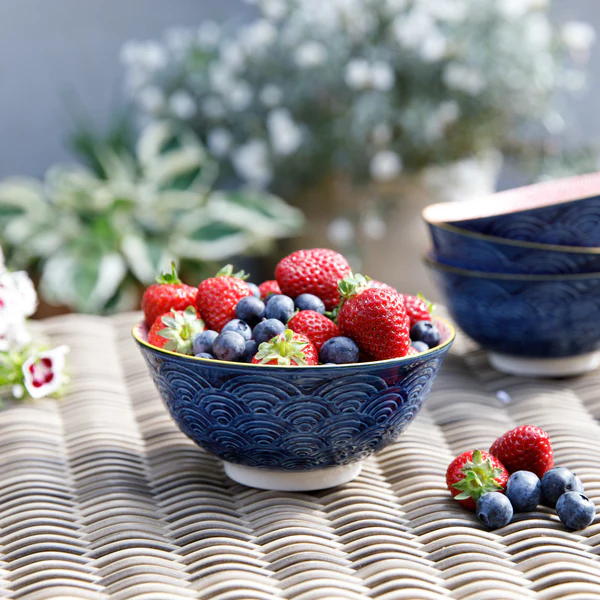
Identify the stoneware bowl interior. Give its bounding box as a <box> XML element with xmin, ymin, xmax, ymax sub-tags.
<box><xmin>132</xmin><ymin>318</ymin><xmax>455</xmax><ymax>491</ymax></box>
<box><xmin>423</xmin><ymin>171</ymin><xmax>600</xmax><ymax>246</ymax></box>
<box><xmin>426</xmin><ymin>256</ymin><xmax>600</xmax><ymax>377</ymax></box>
<box><xmin>427</xmin><ymin>221</ymin><xmax>600</xmax><ymax>275</ymax></box>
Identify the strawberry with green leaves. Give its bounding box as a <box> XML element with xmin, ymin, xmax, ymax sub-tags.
<box><xmin>148</xmin><ymin>306</ymin><xmax>205</xmax><ymax>355</ymax></box>
<box><xmin>336</xmin><ymin>272</ymin><xmax>410</xmax><ymax>360</ymax></box>
<box><xmin>402</xmin><ymin>293</ymin><xmax>434</xmax><ymax>327</ymax></box>
<box><xmin>252</xmin><ymin>329</ymin><xmax>318</xmax><ymax>366</ymax></box>
<box><xmin>141</xmin><ymin>262</ymin><xmax>198</xmax><ymax>327</ymax></box>
<box><xmin>446</xmin><ymin>449</ymin><xmax>509</xmax><ymax>511</ymax></box>
<box><xmin>196</xmin><ymin>265</ymin><xmax>252</xmax><ymax>332</ymax></box>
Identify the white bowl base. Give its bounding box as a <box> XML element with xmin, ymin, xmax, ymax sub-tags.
<box><xmin>223</xmin><ymin>461</ymin><xmax>362</xmax><ymax>491</ymax></box>
<box><xmin>489</xmin><ymin>351</ymin><xmax>600</xmax><ymax>378</ymax></box>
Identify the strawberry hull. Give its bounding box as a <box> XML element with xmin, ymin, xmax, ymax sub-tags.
<box><xmin>132</xmin><ymin>316</ymin><xmax>455</xmax><ymax>491</ymax></box>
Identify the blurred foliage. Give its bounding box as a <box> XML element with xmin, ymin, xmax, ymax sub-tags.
<box><xmin>0</xmin><ymin>121</ymin><xmax>303</xmax><ymax>314</ymax></box>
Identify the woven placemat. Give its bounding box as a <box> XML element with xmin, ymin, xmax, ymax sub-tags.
<box><xmin>3</xmin><ymin>312</ymin><xmax>600</xmax><ymax>600</ymax></box>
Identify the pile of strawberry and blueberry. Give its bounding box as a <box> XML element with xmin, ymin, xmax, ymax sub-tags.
<box><xmin>447</xmin><ymin>425</ymin><xmax>596</xmax><ymax>531</ymax></box>
<box><xmin>142</xmin><ymin>248</ymin><xmax>441</xmax><ymax>366</ymax></box>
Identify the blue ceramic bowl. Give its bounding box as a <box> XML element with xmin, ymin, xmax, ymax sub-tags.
<box><xmin>426</xmin><ymin>257</ymin><xmax>600</xmax><ymax>377</ymax></box>
<box><xmin>427</xmin><ymin>221</ymin><xmax>600</xmax><ymax>275</ymax></box>
<box><xmin>132</xmin><ymin>318</ymin><xmax>455</xmax><ymax>490</ymax></box>
<box><xmin>423</xmin><ymin>172</ymin><xmax>600</xmax><ymax>247</ymax></box>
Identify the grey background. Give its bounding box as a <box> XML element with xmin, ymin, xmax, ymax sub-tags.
<box><xmin>0</xmin><ymin>0</ymin><xmax>598</xmax><ymax>181</ymax></box>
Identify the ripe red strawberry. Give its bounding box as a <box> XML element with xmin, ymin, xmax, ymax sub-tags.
<box><xmin>337</xmin><ymin>273</ymin><xmax>410</xmax><ymax>360</ymax></box>
<box><xmin>141</xmin><ymin>262</ymin><xmax>198</xmax><ymax>327</ymax></box>
<box><xmin>288</xmin><ymin>310</ymin><xmax>340</xmax><ymax>351</ymax></box>
<box><xmin>402</xmin><ymin>293</ymin><xmax>434</xmax><ymax>327</ymax></box>
<box><xmin>258</xmin><ymin>280</ymin><xmax>281</xmax><ymax>299</ymax></box>
<box><xmin>196</xmin><ymin>265</ymin><xmax>252</xmax><ymax>332</ymax></box>
<box><xmin>275</xmin><ymin>248</ymin><xmax>351</xmax><ymax>310</ymax></box>
<box><xmin>252</xmin><ymin>329</ymin><xmax>318</xmax><ymax>366</ymax></box>
<box><xmin>369</xmin><ymin>280</ymin><xmax>397</xmax><ymax>294</ymax></box>
<box><xmin>489</xmin><ymin>425</ymin><xmax>554</xmax><ymax>479</ymax></box>
<box><xmin>406</xmin><ymin>346</ymin><xmax>419</xmax><ymax>356</ymax></box>
<box><xmin>446</xmin><ymin>449</ymin><xmax>509</xmax><ymax>511</ymax></box>
<box><xmin>148</xmin><ymin>306</ymin><xmax>205</xmax><ymax>354</ymax></box>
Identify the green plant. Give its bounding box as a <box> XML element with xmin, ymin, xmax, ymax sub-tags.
<box><xmin>0</xmin><ymin>121</ymin><xmax>303</xmax><ymax>313</ymax></box>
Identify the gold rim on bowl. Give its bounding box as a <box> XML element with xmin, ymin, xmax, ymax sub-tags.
<box><xmin>132</xmin><ymin>316</ymin><xmax>456</xmax><ymax>369</ymax></box>
<box><xmin>424</xmin><ymin>254</ymin><xmax>600</xmax><ymax>281</ymax></box>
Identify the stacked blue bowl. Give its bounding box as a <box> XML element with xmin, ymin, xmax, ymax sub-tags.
<box><xmin>422</xmin><ymin>172</ymin><xmax>600</xmax><ymax>377</ymax></box>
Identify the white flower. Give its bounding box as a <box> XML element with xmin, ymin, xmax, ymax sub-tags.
<box><xmin>240</xmin><ymin>20</ymin><xmax>277</xmax><ymax>54</ymax></box>
<box><xmin>11</xmin><ymin>384</ymin><xmax>24</xmax><ymax>400</ymax></box>
<box><xmin>10</xmin><ymin>271</ymin><xmax>37</xmax><ymax>318</ymax></box>
<box><xmin>22</xmin><ymin>345</ymin><xmax>69</xmax><ymax>400</ymax></box>
<box><xmin>497</xmin><ymin>0</ymin><xmax>546</xmax><ymax>20</ymax></box>
<box><xmin>562</xmin><ymin>21</ymin><xmax>596</xmax><ymax>54</ymax></box>
<box><xmin>202</xmin><ymin>97</ymin><xmax>226</xmax><ymax>119</ymax></box>
<box><xmin>327</xmin><ymin>217</ymin><xmax>355</xmax><ymax>246</ymax></box>
<box><xmin>370</xmin><ymin>62</ymin><xmax>395</xmax><ymax>91</ymax></box>
<box><xmin>120</xmin><ymin>41</ymin><xmax>168</xmax><ymax>72</ymax></box>
<box><xmin>384</xmin><ymin>0</ymin><xmax>408</xmax><ymax>13</ymax></box>
<box><xmin>207</xmin><ymin>129</ymin><xmax>234</xmax><ymax>157</ymax></box>
<box><xmin>260</xmin><ymin>85</ymin><xmax>283</xmax><ymax>107</ymax></box>
<box><xmin>267</xmin><ymin>109</ymin><xmax>303</xmax><ymax>156</ymax></box>
<box><xmin>424</xmin><ymin>100</ymin><xmax>460</xmax><ymax>141</ymax></box>
<box><xmin>124</xmin><ymin>69</ymin><xmax>149</xmax><ymax>95</ymax></box>
<box><xmin>443</xmin><ymin>63</ymin><xmax>486</xmax><ymax>96</ymax></box>
<box><xmin>420</xmin><ymin>30</ymin><xmax>447</xmax><ymax>62</ymax></box>
<box><xmin>544</xmin><ymin>111</ymin><xmax>566</xmax><ymax>135</ymax></box>
<box><xmin>169</xmin><ymin>90</ymin><xmax>197</xmax><ymax>119</ymax></box>
<box><xmin>137</xmin><ymin>87</ymin><xmax>166</xmax><ymax>115</ymax></box>
<box><xmin>210</xmin><ymin>66</ymin><xmax>236</xmax><ymax>94</ymax></box>
<box><xmin>164</xmin><ymin>27</ymin><xmax>195</xmax><ymax>56</ymax></box>
<box><xmin>523</xmin><ymin>14</ymin><xmax>552</xmax><ymax>50</ymax></box>
<box><xmin>294</xmin><ymin>41</ymin><xmax>328</xmax><ymax>68</ymax></box>
<box><xmin>370</xmin><ymin>150</ymin><xmax>403</xmax><ymax>182</ymax></box>
<box><xmin>372</xmin><ymin>123</ymin><xmax>392</xmax><ymax>145</ymax></box>
<box><xmin>197</xmin><ymin>20</ymin><xmax>221</xmax><ymax>47</ymax></box>
<box><xmin>220</xmin><ymin>42</ymin><xmax>245</xmax><ymax>70</ymax></box>
<box><xmin>260</xmin><ymin>0</ymin><xmax>287</xmax><ymax>21</ymax></box>
<box><xmin>228</xmin><ymin>82</ymin><xmax>253</xmax><ymax>111</ymax></box>
<box><xmin>345</xmin><ymin>59</ymin><xmax>371</xmax><ymax>89</ymax></box>
<box><xmin>392</xmin><ymin>12</ymin><xmax>435</xmax><ymax>50</ymax></box>
<box><xmin>232</xmin><ymin>140</ymin><xmax>273</xmax><ymax>186</ymax></box>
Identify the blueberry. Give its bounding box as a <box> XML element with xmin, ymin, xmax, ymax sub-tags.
<box><xmin>195</xmin><ymin>352</ymin><xmax>214</xmax><ymax>359</ymax></box>
<box><xmin>265</xmin><ymin>293</ymin><xmax>280</xmax><ymax>305</ymax></box>
<box><xmin>476</xmin><ymin>492</ymin><xmax>513</xmax><ymax>529</ymax></box>
<box><xmin>235</xmin><ymin>296</ymin><xmax>265</xmax><ymax>326</ymax></box>
<box><xmin>506</xmin><ymin>471</ymin><xmax>541</xmax><ymax>512</ymax></box>
<box><xmin>193</xmin><ymin>330</ymin><xmax>219</xmax><ymax>355</ymax></box>
<box><xmin>319</xmin><ymin>337</ymin><xmax>360</xmax><ymax>364</ymax></box>
<box><xmin>247</xmin><ymin>282</ymin><xmax>261</xmax><ymax>297</ymax></box>
<box><xmin>410</xmin><ymin>321</ymin><xmax>441</xmax><ymax>348</ymax></box>
<box><xmin>574</xmin><ymin>476</ymin><xmax>585</xmax><ymax>494</ymax></box>
<box><xmin>541</xmin><ymin>467</ymin><xmax>577</xmax><ymax>507</ymax></box>
<box><xmin>212</xmin><ymin>331</ymin><xmax>246</xmax><ymax>362</ymax></box>
<box><xmin>221</xmin><ymin>319</ymin><xmax>252</xmax><ymax>341</ymax></box>
<box><xmin>294</xmin><ymin>293</ymin><xmax>325</xmax><ymax>314</ymax></box>
<box><xmin>265</xmin><ymin>294</ymin><xmax>295</xmax><ymax>323</ymax></box>
<box><xmin>556</xmin><ymin>492</ymin><xmax>596</xmax><ymax>530</ymax></box>
<box><xmin>411</xmin><ymin>341</ymin><xmax>429</xmax><ymax>353</ymax></box>
<box><xmin>253</xmin><ymin>319</ymin><xmax>286</xmax><ymax>346</ymax></box>
<box><xmin>243</xmin><ymin>340</ymin><xmax>258</xmax><ymax>363</ymax></box>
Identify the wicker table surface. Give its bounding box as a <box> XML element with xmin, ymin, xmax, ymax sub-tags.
<box><xmin>4</xmin><ymin>312</ymin><xmax>600</xmax><ymax>600</ymax></box>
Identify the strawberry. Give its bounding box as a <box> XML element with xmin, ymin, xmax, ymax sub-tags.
<box><xmin>148</xmin><ymin>306</ymin><xmax>205</xmax><ymax>355</ymax></box>
<box><xmin>275</xmin><ymin>248</ymin><xmax>351</xmax><ymax>310</ymax></box>
<box><xmin>489</xmin><ymin>425</ymin><xmax>554</xmax><ymax>479</ymax></box>
<box><xmin>252</xmin><ymin>329</ymin><xmax>318</xmax><ymax>366</ymax></box>
<box><xmin>369</xmin><ymin>280</ymin><xmax>397</xmax><ymax>294</ymax></box>
<box><xmin>288</xmin><ymin>310</ymin><xmax>340</xmax><ymax>351</ymax></box>
<box><xmin>141</xmin><ymin>262</ymin><xmax>198</xmax><ymax>327</ymax></box>
<box><xmin>402</xmin><ymin>293</ymin><xmax>434</xmax><ymax>327</ymax></box>
<box><xmin>258</xmin><ymin>280</ymin><xmax>281</xmax><ymax>299</ymax></box>
<box><xmin>196</xmin><ymin>265</ymin><xmax>252</xmax><ymax>332</ymax></box>
<box><xmin>406</xmin><ymin>346</ymin><xmax>419</xmax><ymax>356</ymax></box>
<box><xmin>446</xmin><ymin>449</ymin><xmax>509</xmax><ymax>511</ymax></box>
<box><xmin>337</xmin><ymin>273</ymin><xmax>410</xmax><ymax>360</ymax></box>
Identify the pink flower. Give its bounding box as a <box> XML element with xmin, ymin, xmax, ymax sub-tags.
<box><xmin>22</xmin><ymin>346</ymin><xmax>69</xmax><ymax>399</ymax></box>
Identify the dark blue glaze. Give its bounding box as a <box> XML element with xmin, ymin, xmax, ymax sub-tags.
<box><xmin>428</xmin><ymin>222</ymin><xmax>600</xmax><ymax>275</ymax></box>
<box><xmin>133</xmin><ymin>320</ymin><xmax>454</xmax><ymax>471</ymax></box>
<box><xmin>448</xmin><ymin>194</ymin><xmax>600</xmax><ymax>247</ymax></box>
<box><xmin>427</xmin><ymin>261</ymin><xmax>600</xmax><ymax>358</ymax></box>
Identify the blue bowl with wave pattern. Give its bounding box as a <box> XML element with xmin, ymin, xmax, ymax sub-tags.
<box><xmin>423</xmin><ymin>172</ymin><xmax>600</xmax><ymax>247</ymax></box>
<box><xmin>132</xmin><ymin>318</ymin><xmax>455</xmax><ymax>491</ymax></box>
<box><xmin>427</xmin><ymin>222</ymin><xmax>600</xmax><ymax>275</ymax></box>
<box><xmin>426</xmin><ymin>257</ymin><xmax>600</xmax><ymax>377</ymax></box>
